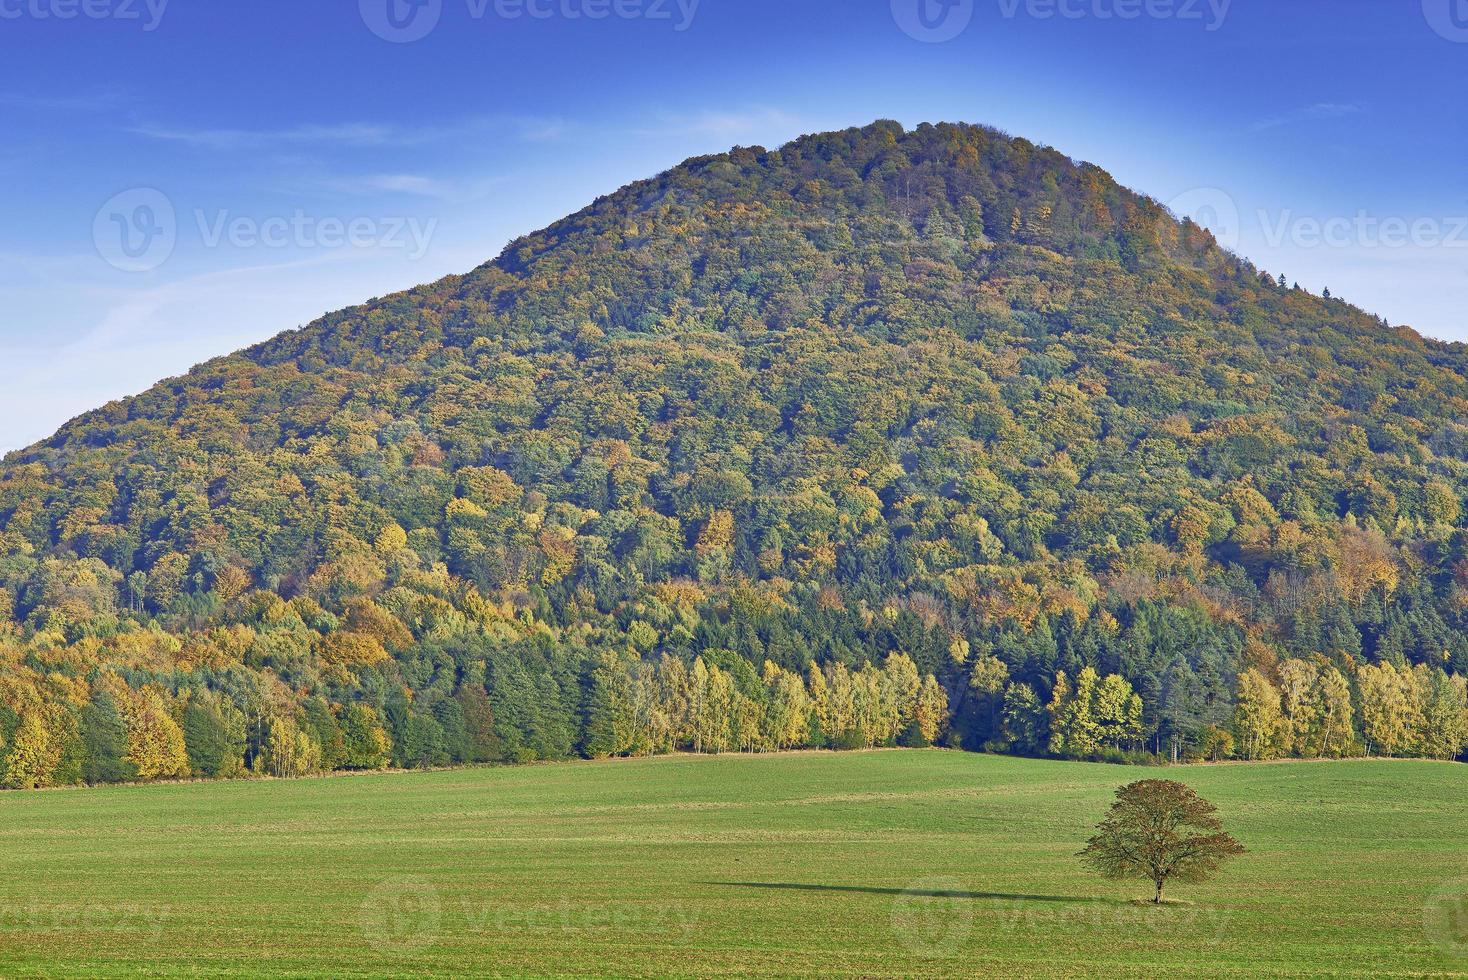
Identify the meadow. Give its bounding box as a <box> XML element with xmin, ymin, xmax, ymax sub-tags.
<box><xmin>0</xmin><ymin>750</ymin><xmax>1464</xmax><ymax>977</ymax></box>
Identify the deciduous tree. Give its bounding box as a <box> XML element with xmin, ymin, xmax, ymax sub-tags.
<box><xmin>1079</xmin><ymin>779</ymin><xmax>1245</xmax><ymax>903</ymax></box>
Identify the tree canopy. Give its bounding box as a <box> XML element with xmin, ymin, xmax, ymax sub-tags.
<box><xmin>1079</xmin><ymin>779</ymin><xmax>1245</xmax><ymax>903</ymax></box>
<box><xmin>0</xmin><ymin>120</ymin><xmax>1466</xmax><ymax>787</ymax></box>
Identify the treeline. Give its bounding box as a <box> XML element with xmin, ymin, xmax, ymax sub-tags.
<box><xmin>583</xmin><ymin>652</ymin><xmax>947</xmax><ymax>757</ymax></box>
<box><xmin>1</xmin><ymin>672</ymin><xmax>404</xmax><ymax>789</ymax></box>
<box><xmin>5</xmin><ymin>597</ymin><xmax>1464</xmax><ymax>790</ymax></box>
<box><xmin>0</xmin><ymin>640</ymin><xmax>947</xmax><ymax>789</ymax></box>
<box><xmin>971</xmin><ymin>658</ymin><xmax>1468</xmax><ymax>765</ymax></box>
<box><xmin>1234</xmin><ymin>659</ymin><xmax>1468</xmax><ymax>761</ymax></box>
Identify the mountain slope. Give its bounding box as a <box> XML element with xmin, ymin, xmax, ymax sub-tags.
<box><xmin>1</xmin><ymin>120</ymin><xmax>1466</xmax><ymax>784</ymax></box>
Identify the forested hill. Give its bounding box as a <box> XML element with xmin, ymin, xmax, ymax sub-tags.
<box><xmin>2</xmin><ymin>120</ymin><xmax>1466</xmax><ymax>788</ymax></box>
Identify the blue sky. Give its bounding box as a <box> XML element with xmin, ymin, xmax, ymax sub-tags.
<box><xmin>2</xmin><ymin>0</ymin><xmax>1467</xmax><ymax>452</ymax></box>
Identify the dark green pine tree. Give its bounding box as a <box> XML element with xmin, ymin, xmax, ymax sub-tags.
<box><xmin>455</xmin><ymin>685</ymin><xmax>503</xmax><ymax>764</ymax></box>
<box><xmin>81</xmin><ymin>690</ymin><xmax>135</xmax><ymax>785</ymax></box>
<box><xmin>302</xmin><ymin>698</ymin><xmax>346</xmax><ymax>771</ymax></box>
<box><xmin>581</xmin><ymin>654</ymin><xmax>622</xmax><ymax>759</ymax></box>
<box><xmin>182</xmin><ymin>699</ymin><xmax>231</xmax><ymax>777</ymax></box>
<box><xmin>432</xmin><ymin>697</ymin><xmax>470</xmax><ymax>764</ymax></box>
<box><xmin>397</xmin><ymin>711</ymin><xmax>449</xmax><ymax>770</ymax></box>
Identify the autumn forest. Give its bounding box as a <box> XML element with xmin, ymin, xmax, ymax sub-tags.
<box><xmin>1</xmin><ymin>120</ymin><xmax>1466</xmax><ymax>788</ymax></box>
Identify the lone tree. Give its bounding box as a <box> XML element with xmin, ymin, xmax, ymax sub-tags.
<box><xmin>1079</xmin><ymin>779</ymin><xmax>1244</xmax><ymax>904</ymax></box>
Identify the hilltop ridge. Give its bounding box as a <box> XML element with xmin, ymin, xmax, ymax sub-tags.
<box><xmin>1</xmin><ymin>120</ymin><xmax>1465</xmax><ymax>787</ymax></box>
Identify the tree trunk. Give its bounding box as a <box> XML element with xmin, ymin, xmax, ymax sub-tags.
<box><xmin>1154</xmin><ymin>878</ymin><xmax>1164</xmax><ymax>904</ymax></box>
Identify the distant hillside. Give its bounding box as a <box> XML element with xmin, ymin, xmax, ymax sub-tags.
<box><xmin>0</xmin><ymin>120</ymin><xmax>1464</xmax><ymax>787</ymax></box>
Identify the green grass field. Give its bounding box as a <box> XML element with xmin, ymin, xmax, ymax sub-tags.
<box><xmin>0</xmin><ymin>751</ymin><xmax>1465</xmax><ymax>977</ymax></box>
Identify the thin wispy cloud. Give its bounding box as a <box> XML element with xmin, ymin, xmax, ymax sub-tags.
<box><xmin>0</xmin><ymin>245</ymin><xmax>487</xmax><ymax>449</ymax></box>
<box><xmin>0</xmin><ymin>250</ymin><xmax>107</xmax><ymax>283</ymax></box>
<box><xmin>128</xmin><ymin>114</ymin><xmax>571</xmax><ymax>151</ymax></box>
<box><xmin>0</xmin><ymin>86</ymin><xmax>130</xmax><ymax>113</ymax></box>
<box><xmin>516</xmin><ymin>117</ymin><xmax>571</xmax><ymax>142</ymax></box>
<box><xmin>1251</xmin><ymin>103</ymin><xmax>1363</xmax><ymax>132</ymax></box>
<box><xmin>129</xmin><ymin>121</ymin><xmax>407</xmax><ymax>150</ymax></box>
<box><xmin>310</xmin><ymin>172</ymin><xmax>510</xmax><ymax>203</ymax></box>
<box><xmin>324</xmin><ymin>173</ymin><xmax>456</xmax><ymax>197</ymax></box>
<box><xmin>631</xmin><ymin>107</ymin><xmax>806</xmax><ymax>141</ymax></box>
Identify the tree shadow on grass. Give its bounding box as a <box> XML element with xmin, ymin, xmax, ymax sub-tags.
<box><xmin>703</xmin><ymin>882</ymin><xmax>1104</xmax><ymax>904</ymax></box>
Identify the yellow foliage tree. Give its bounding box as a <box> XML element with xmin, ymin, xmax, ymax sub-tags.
<box><xmin>125</xmin><ymin>689</ymin><xmax>190</xmax><ymax>781</ymax></box>
<box><xmin>1233</xmin><ymin>668</ymin><xmax>1284</xmax><ymax>760</ymax></box>
<box><xmin>3</xmin><ymin>711</ymin><xmax>59</xmax><ymax>789</ymax></box>
<box><xmin>914</xmin><ymin>675</ymin><xmax>949</xmax><ymax>745</ymax></box>
<box><xmin>317</xmin><ymin>632</ymin><xmax>391</xmax><ymax>668</ymax></box>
